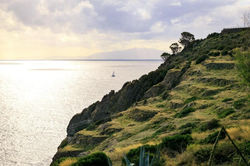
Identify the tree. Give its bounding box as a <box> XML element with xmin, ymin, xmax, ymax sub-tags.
<box><xmin>161</xmin><ymin>52</ymin><xmax>171</xmax><ymax>61</ymax></box>
<box><xmin>170</xmin><ymin>42</ymin><xmax>181</xmax><ymax>54</ymax></box>
<box><xmin>242</xmin><ymin>11</ymin><xmax>250</xmax><ymax>27</ymax></box>
<box><xmin>179</xmin><ymin>32</ymin><xmax>195</xmax><ymax>48</ymax></box>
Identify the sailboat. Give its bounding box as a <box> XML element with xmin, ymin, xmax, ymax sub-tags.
<box><xmin>112</xmin><ymin>72</ymin><xmax>115</xmax><ymax>77</ymax></box>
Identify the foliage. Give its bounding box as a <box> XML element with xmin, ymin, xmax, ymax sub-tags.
<box><xmin>235</xmin><ymin>50</ymin><xmax>250</xmax><ymax>86</ymax></box>
<box><xmin>174</xmin><ymin>107</ymin><xmax>195</xmax><ymax>118</ymax></box>
<box><xmin>199</xmin><ymin>119</ymin><xmax>220</xmax><ymax>131</ymax></box>
<box><xmin>170</xmin><ymin>42</ymin><xmax>181</xmax><ymax>54</ymax></box>
<box><xmin>179</xmin><ymin>122</ymin><xmax>197</xmax><ymax>129</ymax></box>
<box><xmin>201</xmin><ymin>131</ymin><xmax>226</xmax><ymax>144</ymax></box>
<box><xmin>123</xmin><ymin>145</ymin><xmax>163</xmax><ymax>166</ymax></box>
<box><xmin>222</xmin><ymin>98</ymin><xmax>233</xmax><ymax>102</ymax></box>
<box><xmin>184</xmin><ymin>96</ymin><xmax>198</xmax><ymax>104</ymax></box>
<box><xmin>195</xmin><ymin>55</ymin><xmax>208</xmax><ymax>64</ymax></box>
<box><xmin>208</xmin><ymin>51</ymin><xmax>220</xmax><ymax>56</ymax></box>
<box><xmin>161</xmin><ymin>134</ymin><xmax>193</xmax><ymax>153</ymax></box>
<box><xmin>217</xmin><ymin>108</ymin><xmax>235</xmax><ymax>118</ymax></box>
<box><xmin>194</xmin><ymin>147</ymin><xmax>211</xmax><ymax>164</ymax></box>
<box><xmin>179</xmin><ymin>32</ymin><xmax>195</xmax><ymax>48</ymax></box>
<box><xmin>72</xmin><ymin>152</ymin><xmax>110</xmax><ymax>166</ymax></box>
<box><xmin>233</xmin><ymin>98</ymin><xmax>247</xmax><ymax>109</ymax></box>
<box><xmin>160</xmin><ymin>52</ymin><xmax>171</xmax><ymax>61</ymax></box>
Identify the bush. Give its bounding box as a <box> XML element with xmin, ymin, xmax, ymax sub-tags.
<box><xmin>196</xmin><ymin>55</ymin><xmax>208</xmax><ymax>64</ymax></box>
<box><xmin>222</xmin><ymin>98</ymin><xmax>233</xmax><ymax>102</ymax></box>
<box><xmin>184</xmin><ymin>96</ymin><xmax>198</xmax><ymax>104</ymax></box>
<box><xmin>233</xmin><ymin>98</ymin><xmax>247</xmax><ymax>109</ymax></box>
<box><xmin>201</xmin><ymin>131</ymin><xmax>226</xmax><ymax>144</ymax></box>
<box><xmin>72</xmin><ymin>152</ymin><xmax>110</xmax><ymax>166</ymax></box>
<box><xmin>174</xmin><ymin>107</ymin><xmax>195</xmax><ymax>118</ymax></box>
<box><xmin>235</xmin><ymin>50</ymin><xmax>250</xmax><ymax>86</ymax></box>
<box><xmin>123</xmin><ymin>145</ymin><xmax>163</xmax><ymax>166</ymax></box>
<box><xmin>199</xmin><ymin>119</ymin><xmax>220</xmax><ymax>131</ymax></box>
<box><xmin>179</xmin><ymin>122</ymin><xmax>197</xmax><ymax>129</ymax></box>
<box><xmin>221</xmin><ymin>50</ymin><xmax>228</xmax><ymax>56</ymax></box>
<box><xmin>194</xmin><ymin>147</ymin><xmax>211</xmax><ymax>164</ymax></box>
<box><xmin>208</xmin><ymin>51</ymin><xmax>220</xmax><ymax>57</ymax></box>
<box><xmin>217</xmin><ymin>108</ymin><xmax>235</xmax><ymax>118</ymax></box>
<box><xmin>213</xmin><ymin>143</ymin><xmax>235</xmax><ymax>164</ymax></box>
<box><xmin>161</xmin><ymin>134</ymin><xmax>193</xmax><ymax>153</ymax></box>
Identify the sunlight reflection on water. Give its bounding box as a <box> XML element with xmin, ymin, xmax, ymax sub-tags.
<box><xmin>0</xmin><ymin>60</ymin><xmax>161</xmax><ymax>166</ymax></box>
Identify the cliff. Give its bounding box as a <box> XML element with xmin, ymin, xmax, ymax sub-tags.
<box><xmin>51</xmin><ymin>28</ymin><xmax>250</xmax><ymax>166</ymax></box>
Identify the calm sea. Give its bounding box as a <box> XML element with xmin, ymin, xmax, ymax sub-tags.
<box><xmin>0</xmin><ymin>60</ymin><xmax>162</xmax><ymax>166</ymax></box>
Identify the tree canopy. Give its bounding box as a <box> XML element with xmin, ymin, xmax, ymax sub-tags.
<box><xmin>161</xmin><ymin>52</ymin><xmax>171</xmax><ymax>61</ymax></box>
<box><xmin>179</xmin><ymin>32</ymin><xmax>195</xmax><ymax>48</ymax></box>
<box><xmin>170</xmin><ymin>42</ymin><xmax>181</xmax><ymax>54</ymax></box>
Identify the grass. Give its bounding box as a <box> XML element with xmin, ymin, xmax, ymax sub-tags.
<box><xmin>59</xmin><ymin>158</ymin><xmax>78</xmax><ymax>166</ymax></box>
<box><xmin>59</xmin><ymin>145</ymin><xmax>83</xmax><ymax>152</ymax></box>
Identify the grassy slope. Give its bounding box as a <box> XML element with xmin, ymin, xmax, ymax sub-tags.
<box><xmin>53</xmin><ymin>29</ymin><xmax>250</xmax><ymax>166</ymax></box>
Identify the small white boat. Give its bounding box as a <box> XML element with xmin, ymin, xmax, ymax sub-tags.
<box><xmin>112</xmin><ymin>72</ymin><xmax>115</xmax><ymax>77</ymax></box>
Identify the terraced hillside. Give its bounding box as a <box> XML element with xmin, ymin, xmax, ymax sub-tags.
<box><xmin>51</xmin><ymin>28</ymin><xmax>250</xmax><ymax>166</ymax></box>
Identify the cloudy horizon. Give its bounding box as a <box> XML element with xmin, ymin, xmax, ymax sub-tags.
<box><xmin>0</xmin><ymin>0</ymin><xmax>249</xmax><ymax>60</ymax></box>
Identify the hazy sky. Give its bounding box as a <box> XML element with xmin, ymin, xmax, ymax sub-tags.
<box><xmin>0</xmin><ymin>0</ymin><xmax>249</xmax><ymax>60</ymax></box>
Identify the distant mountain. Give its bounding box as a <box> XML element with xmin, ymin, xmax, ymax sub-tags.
<box><xmin>88</xmin><ymin>48</ymin><xmax>163</xmax><ymax>60</ymax></box>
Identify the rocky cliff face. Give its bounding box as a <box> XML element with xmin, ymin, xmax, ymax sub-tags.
<box><xmin>51</xmin><ymin>28</ymin><xmax>250</xmax><ymax>166</ymax></box>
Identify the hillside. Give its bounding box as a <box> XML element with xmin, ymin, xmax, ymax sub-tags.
<box><xmin>51</xmin><ymin>28</ymin><xmax>250</xmax><ymax>166</ymax></box>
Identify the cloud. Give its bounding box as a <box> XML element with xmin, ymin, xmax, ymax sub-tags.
<box><xmin>0</xmin><ymin>0</ymin><xmax>249</xmax><ymax>59</ymax></box>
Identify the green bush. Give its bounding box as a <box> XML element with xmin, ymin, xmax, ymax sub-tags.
<box><xmin>201</xmin><ymin>131</ymin><xmax>225</xmax><ymax>144</ymax></box>
<box><xmin>184</xmin><ymin>96</ymin><xmax>198</xmax><ymax>104</ymax></box>
<box><xmin>233</xmin><ymin>98</ymin><xmax>247</xmax><ymax>109</ymax></box>
<box><xmin>213</xmin><ymin>143</ymin><xmax>235</xmax><ymax>164</ymax></box>
<box><xmin>208</xmin><ymin>51</ymin><xmax>220</xmax><ymax>57</ymax></box>
<box><xmin>72</xmin><ymin>152</ymin><xmax>110</xmax><ymax>166</ymax></box>
<box><xmin>174</xmin><ymin>107</ymin><xmax>195</xmax><ymax>118</ymax></box>
<box><xmin>123</xmin><ymin>145</ymin><xmax>163</xmax><ymax>166</ymax></box>
<box><xmin>222</xmin><ymin>98</ymin><xmax>233</xmax><ymax>102</ymax></box>
<box><xmin>196</xmin><ymin>55</ymin><xmax>208</xmax><ymax>64</ymax></box>
<box><xmin>221</xmin><ymin>50</ymin><xmax>228</xmax><ymax>56</ymax></box>
<box><xmin>161</xmin><ymin>134</ymin><xmax>193</xmax><ymax>153</ymax></box>
<box><xmin>194</xmin><ymin>147</ymin><xmax>211</xmax><ymax>164</ymax></box>
<box><xmin>235</xmin><ymin>50</ymin><xmax>250</xmax><ymax>86</ymax></box>
<box><xmin>179</xmin><ymin>122</ymin><xmax>197</xmax><ymax>129</ymax></box>
<box><xmin>217</xmin><ymin>108</ymin><xmax>235</xmax><ymax>118</ymax></box>
<box><xmin>199</xmin><ymin>119</ymin><xmax>220</xmax><ymax>131</ymax></box>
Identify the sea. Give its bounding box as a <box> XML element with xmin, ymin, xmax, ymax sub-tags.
<box><xmin>0</xmin><ymin>60</ymin><xmax>162</xmax><ymax>166</ymax></box>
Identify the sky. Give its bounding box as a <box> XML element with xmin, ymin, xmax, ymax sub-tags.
<box><xmin>0</xmin><ymin>0</ymin><xmax>249</xmax><ymax>60</ymax></box>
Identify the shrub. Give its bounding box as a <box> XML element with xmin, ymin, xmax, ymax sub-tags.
<box><xmin>217</xmin><ymin>108</ymin><xmax>235</xmax><ymax>118</ymax></box>
<box><xmin>174</xmin><ymin>107</ymin><xmax>195</xmax><ymax>118</ymax></box>
<box><xmin>208</xmin><ymin>51</ymin><xmax>220</xmax><ymax>57</ymax></box>
<box><xmin>72</xmin><ymin>152</ymin><xmax>110</xmax><ymax>166</ymax></box>
<box><xmin>213</xmin><ymin>143</ymin><xmax>235</xmax><ymax>164</ymax></box>
<box><xmin>179</xmin><ymin>122</ymin><xmax>197</xmax><ymax>129</ymax></box>
<box><xmin>233</xmin><ymin>98</ymin><xmax>247</xmax><ymax>109</ymax></box>
<box><xmin>235</xmin><ymin>50</ymin><xmax>250</xmax><ymax>86</ymax></box>
<box><xmin>222</xmin><ymin>98</ymin><xmax>233</xmax><ymax>102</ymax></box>
<box><xmin>221</xmin><ymin>50</ymin><xmax>228</xmax><ymax>56</ymax></box>
<box><xmin>184</xmin><ymin>96</ymin><xmax>198</xmax><ymax>104</ymax></box>
<box><xmin>123</xmin><ymin>145</ymin><xmax>163</xmax><ymax>166</ymax></box>
<box><xmin>161</xmin><ymin>134</ymin><xmax>193</xmax><ymax>153</ymax></box>
<box><xmin>196</xmin><ymin>55</ymin><xmax>208</xmax><ymax>64</ymax></box>
<box><xmin>194</xmin><ymin>147</ymin><xmax>211</xmax><ymax>164</ymax></box>
<box><xmin>199</xmin><ymin>119</ymin><xmax>220</xmax><ymax>131</ymax></box>
<box><xmin>201</xmin><ymin>131</ymin><xmax>226</xmax><ymax>144</ymax></box>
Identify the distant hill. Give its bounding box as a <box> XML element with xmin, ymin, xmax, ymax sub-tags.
<box><xmin>88</xmin><ymin>48</ymin><xmax>163</xmax><ymax>60</ymax></box>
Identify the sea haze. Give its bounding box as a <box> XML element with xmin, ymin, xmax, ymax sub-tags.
<box><xmin>0</xmin><ymin>60</ymin><xmax>162</xmax><ymax>166</ymax></box>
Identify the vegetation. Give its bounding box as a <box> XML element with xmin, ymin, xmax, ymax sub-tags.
<box><xmin>52</xmin><ymin>28</ymin><xmax>250</xmax><ymax>166</ymax></box>
<box><xmin>72</xmin><ymin>152</ymin><xmax>110</xmax><ymax>166</ymax></box>
<box><xmin>179</xmin><ymin>32</ymin><xmax>195</xmax><ymax>48</ymax></box>
<box><xmin>235</xmin><ymin>49</ymin><xmax>250</xmax><ymax>86</ymax></box>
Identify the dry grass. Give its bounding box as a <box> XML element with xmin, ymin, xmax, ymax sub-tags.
<box><xmin>226</xmin><ymin>125</ymin><xmax>250</xmax><ymax>141</ymax></box>
<box><xmin>59</xmin><ymin>158</ymin><xmax>78</xmax><ymax>166</ymax></box>
<box><xmin>59</xmin><ymin>145</ymin><xmax>82</xmax><ymax>152</ymax></box>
